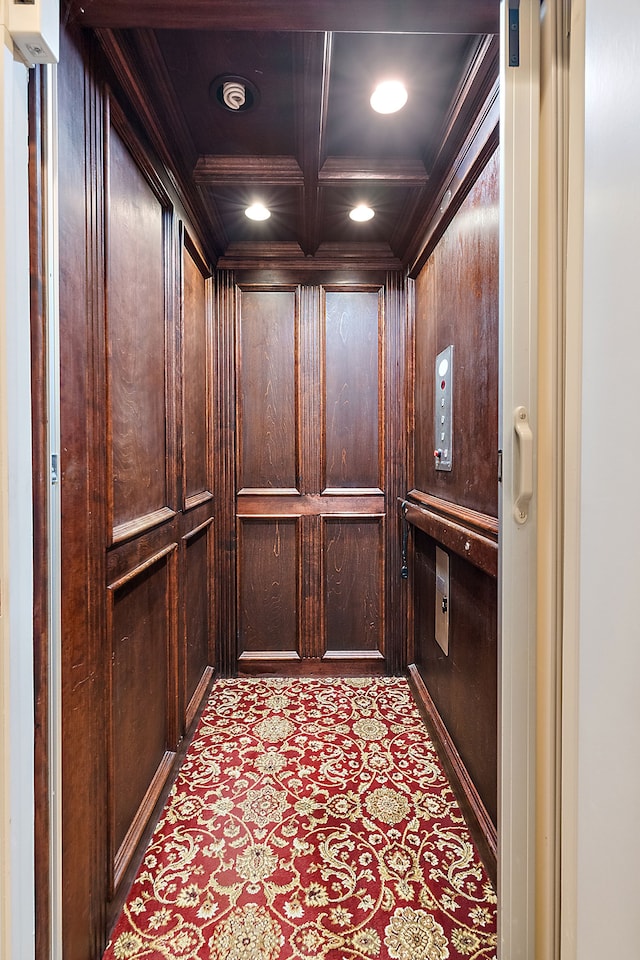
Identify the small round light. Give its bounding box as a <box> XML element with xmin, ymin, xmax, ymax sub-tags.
<box><xmin>245</xmin><ymin>203</ymin><xmax>271</xmax><ymax>221</ymax></box>
<box><xmin>349</xmin><ymin>204</ymin><xmax>375</xmax><ymax>223</ymax></box>
<box><xmin>370</xmin><ymin>80</ymin><xmax>408</xmax><ymax>115</ymax></box>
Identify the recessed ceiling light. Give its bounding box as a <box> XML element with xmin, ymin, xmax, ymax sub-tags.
<box><xmin>349</xmin><ymin>204</ymin><xmax>375</xmax><ymax>222</ymax></box>
<box><xmin>211</xmin><ymin>74</ymin><xmax>260</xmax><ymax>113</ymax></box>
<box><xmin>245</xmin><ymin>202</ymin><xmax>271</xmax><ymax>221</ymax></box>
<box><xmin>370</xmin><ymin>79</ymin><xmax>408</xmax><ymax>115</ymax></box>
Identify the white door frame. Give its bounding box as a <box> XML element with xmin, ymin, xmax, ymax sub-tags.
<box><xmin>498</xmin><ymin>1</ymin><xmax>540</xmax><ymax>956</ymax></box>
<box><xmin>0</xmin><ymin>16</ymin><xmax>36</xmax><ymax>959</ymax></box>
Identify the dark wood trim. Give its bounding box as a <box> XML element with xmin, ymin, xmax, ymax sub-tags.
<box><xmin>179</xmin><ymin>221</ymin><xmax>214</xmax><ymax>515</ymax></box>
<box><xmin>238</xmin><ymin>651</ymin><xmax>302</xmax><ymax>661</ymax></box>
<box><xmin>385</xmin><ymin>272</ymin><xmax>410</xmax><ymax>674</ymax></box>
<box><xmin>181</xmin><ymin>516</ymin><xmax>214</xmax><ymax>543</ymax></box>
<box><xmin>95</xmin><ymin>28</ymin><xmax>224</xmax><ymax>259</ymax></box>
<box><xmin>407</xmin><ymin>79</ymin><xmax>499</xmax><ymax>277</ymax></box>
<box><xmin>185</xmin><ymin>665</ymin><xmax>213</xmax><ymax>731</ymax></box>
<box><xmin>112</xmin><ymin>751</ymin><xmax>175</xmax><ymax>892</ymax></box>
<box><xmin>236</xmin><ymin>657</ymin><xmax>388</xmax><ymax>677</ymax></box>
<box><xmin>218</xmin><ymin>241</ymin><xmax>403</xmax><ymax>273</ymax></box>
<box><xmin>294</xmin><ymin>32</ymin><xmax>331</xmax><ymax>254</ymax></box>
<box><xmin>184</xmin><ymin>491</ymin><xmax>214</xmax><ymax>512</ymax></box>
<box><xmin>29</xmin><ymin>63</ymin><xmax>50</xmax><ymax>960</ymax></box>
<box><xmin>111</xmin><ymin>507</ymin><xmax>177</xmax><ymax>545</ymax></box>
<box><xmin>237</xmin><ymin>495</ymin><xmax>385</xmax><ymax>515</ymax></box>
<box><xmin>426</xmin><ymin>35</ymin><xmax>498</xmax><ymax>177</ymax></box>
<box><xmin>319</xmin><ymin>157</ymin><xmax>429</xmax><ymax>184</ymax></box>
<box><xmin>66</xmin><ymin>0</ymin><xmax>498</xmax><ymax>34</ymax></box>
<box><xmin>400</xmin><ymin>495</ymin><xmax>498</xmax><ymax>578</ymax></box>
<box><xmin>194</xmin><ymin>155</ymin><xmax>304</xmax><ymax>185</ymax></box>
<box><xmin>407</xmin><ymin>490</ymin><xmax>499</xmax><ymax>538</ymax></box>
<box><xmin>407</xmin><ymin>663</ymin><xmax>497</xmax><ymax>887</ymax></box>
<box><xmin>85</xmin><ymin>39</ymin><xmax>111</xmax><ymax>947</ymax></box>
<box><xmin>404</xmin><ymin>277</ymin><xmax>416</xmax><ymax>668</ymax></box>
<box><xmin>213</xmin><ymin>270</ymin><xmax>238</xmax><ymax>677</ymax></box>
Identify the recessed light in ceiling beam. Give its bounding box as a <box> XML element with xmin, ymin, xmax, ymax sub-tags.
<box><xmin>370</xmin><ymin>79</ymin><xmax>408</xmax><ymax>115</ymax></box>
<box><xmin>245</xmin><ymin>202</ymin><xmax>271</xmax><ymax>221</ymax></box>
<box><xmin>349</xmin><ymin>204</ymin><xmax>375</xmax><ymax>222</ymax></box>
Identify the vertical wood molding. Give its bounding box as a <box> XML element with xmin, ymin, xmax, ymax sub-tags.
<box><xmin>300</xmin><ymin>284</ymin><xmax>322</xmax><ymax>495</ymax></box>
<box><xmin>405</xmin><ymin>276</ymin><xmax>416</xmax><ymax>668</ymax></box>
<box><xmin>385</xmin><ymin>272</ymin><xmax>410</xmax><ymax>674</ymax></box>
<box><xmin>214</xmin><ymin>270</ymin><xmax>237</xmax><ymax>677</ymax></box>
<box><xmin>85</xmin><ymin>38</ymin><xmax>110</xmax><ymax>947</ymax></box>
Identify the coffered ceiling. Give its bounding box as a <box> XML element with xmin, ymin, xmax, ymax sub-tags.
<box><xmin>65</xmin><ymin>0</ymin><xmax>499</xmax><ymax>270</ymax></box>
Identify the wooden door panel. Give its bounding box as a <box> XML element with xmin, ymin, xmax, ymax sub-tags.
<box><xmin>107</xmin><ymin>545</ymin><xmax>178</xmax><ymax>894</ymax></box>
<box><xmin>237</xmin><ymin>517</ymin><xmax>300</xmax><ymax>659</ymax></box>
<box><xmin>323</xmin><ymin>516</ymin><xmax>385</xmax><ymax>657</ymax></box>
<box><xmin>235</xmin><ymin>283</ymin><xmax>388</xmax><ymax>672</ymax></box>
<box><xmin>107</xmin><ymin>115</ymin><xmax>174</xmax><ymax>541</ymax></box>
<box><xmin>238</xmin><ymin>288</ymin><xmax>299</xmax><ymax>493</ymax></box>
<box><xmin>324</xmin><ymin>290</ymin><xmax>382</xmax><ymax>493</ymax></box>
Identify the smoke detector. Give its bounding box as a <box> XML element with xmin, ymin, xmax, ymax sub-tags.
<box><xmin>211</xmin><ymin>75</ymin><xmax>260</xmax><ymax>113</ymax></box>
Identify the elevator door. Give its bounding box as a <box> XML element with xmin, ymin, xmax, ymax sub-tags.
<box><xmin>234</xmin><ymin>283</ymin><xmax>393</xmax><ymax>675</ymax></box>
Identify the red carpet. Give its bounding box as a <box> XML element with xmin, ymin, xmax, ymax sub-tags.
<box><xmin>103</xmin><ymin>677</ymin><xmax>497</xmax><ymax>959</ymax></box>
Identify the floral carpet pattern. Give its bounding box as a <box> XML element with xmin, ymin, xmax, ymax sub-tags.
<box><xmin>103</xmin><ymin>677</ymin><xmax>497</xmax><ymax>960</ymax></box>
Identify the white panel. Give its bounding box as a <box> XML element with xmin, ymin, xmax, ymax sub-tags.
<box><xmin>570</xmin><ymin>1</ymin><xmax>640</xmax><ymax>957</ymax></box>
<box><xmin>499</xmin><ymin>1</ymin><xmax>539</xmax><ymax>957</ymax></box>
<box><xmin>0</xmin><ymin>28</ymin><xmax>35</xmax><ymax>960</ymax></box>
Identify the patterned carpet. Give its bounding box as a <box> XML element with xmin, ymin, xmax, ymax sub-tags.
<box><xmin>103</xmin><ymin>677</ymin><xmax>497</xmax><ymax>960</ymax></box>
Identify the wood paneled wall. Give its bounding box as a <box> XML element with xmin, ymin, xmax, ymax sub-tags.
<box><xmin>58</xmin><ymin>27</ymin><xmax>215</xmax><ymax>958</ymax></box>
<box><xmin>406</xmin><ymin>150</ymin><xmax>499</xmax><ymax>852</ymax></box>
<box><xmin>231</xmin><ymin>282</ymin><xmax>405</xmax><ymax>674</ymax></box>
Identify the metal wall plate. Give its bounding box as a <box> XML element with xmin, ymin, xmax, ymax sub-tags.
<box><xmin>435</xmin><ymin>546</ymin><xmax>450</xmax><ymax>655</ymax></box>
<box><xmin>434</xmin><ymin>344</ymin><xmax>453</xmax><ymax>471</ymax></box>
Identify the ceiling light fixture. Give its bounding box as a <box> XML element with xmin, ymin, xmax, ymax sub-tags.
<box><xmin>349</xmin><ymin>204</ymin><xmax>375</xmax><ymax>222</ymax></box>
<box><xmin>370</xmin><ymin>79</ymin><xmax>408</xmax><ymax>115</ymax></box>
<box><xmin>245</xmin><ymin>202</ymin><xmax>271</xmax><ymax>221</ymax></box>
<box><xmin>211</xmin><ymin>74</ymin><xmax>260</xmax><ymax>113</ymax></box>
<box><xmin>222</xmin><ymin>81</ymin><xmax>246</xmax><ymax>111</ymax></box>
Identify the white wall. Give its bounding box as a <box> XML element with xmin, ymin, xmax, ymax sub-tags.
<box><xmin>574</xmin><ymin>0</ymin><xmax>640</xmax><ymax>955</ymax></box>
<box><xmin>0</xmin><ymin>12</ymin><xmax>35</xmax><ymax>959</ymax></box>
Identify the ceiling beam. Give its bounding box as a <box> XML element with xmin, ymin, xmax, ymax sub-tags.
<box><xmin>294</xmin><ymin>31</ymin><xmax>332</xmax><ymax>255</ymax></box>
<box><xmin>319</xmin><ymin>158</ymin><xmax>429</xmax><ymax>185</ymax></box>
<box><xmin>194</xmin><ymin>156</ymin><xmax>304</xmax><ymax>185</ymax></box>
<box><xmin>65</xmin><ymin>0</ymin><xmax>499</xmax><ymax>35</ymax></box>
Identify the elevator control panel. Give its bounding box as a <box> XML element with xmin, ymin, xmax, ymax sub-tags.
<box><xmin>434</xmin><ymin>345</ymin><xmax>453</xmax><ymax>472</ymax></box>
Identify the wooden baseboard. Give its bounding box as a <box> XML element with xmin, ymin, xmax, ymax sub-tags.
<box><xmin>407</xmin><ymin>663</ymin><xmax>497</xmax><ymax>887</ymax></box>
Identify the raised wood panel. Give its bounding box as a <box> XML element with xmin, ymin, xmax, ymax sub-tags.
<box><xmin>237</xmin><ymin>288</ymin><xmax>299</xmax><ymax>492</ymax></box>
<box><xmin>107</xmin><ymin>109</ymin><xmax>173</xmax><ymax>539</ymax></box>
<box><xmin>237</xmin><ymin>517</ymin><xmax>300</xmax><ymax>658</ymax></box>
<box><xmin>414</xmin><ymin>149</ymin><xmax>499</xmax><ymax>517</ymax></box>
<box><xmin>413</xmin><ymin>528</ymin><xmax>497</xmax><ymax>825</ymax></box>
<box><xmin>107</xmin><ymin>545</ymin><xmax>178</xmax><ymax>892</ymax></box>
<box><xmin>182</xmin><ymin>518</ymin><xmax>214</xmax><ymax>727</ymax></box>
<box><xmin>323</xmin><ymin>516</ymin><xmax>385</xmax><ymax>656</ymax></box>
<box><xmin>182</xmin><ymin>230</ymin><xmax>212</xmax><ymax>509</ymax></box>
<box><xmin>323</xmin><ymin>289</ymin><xmax>382</xmax><ymax>492</ymax></box>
